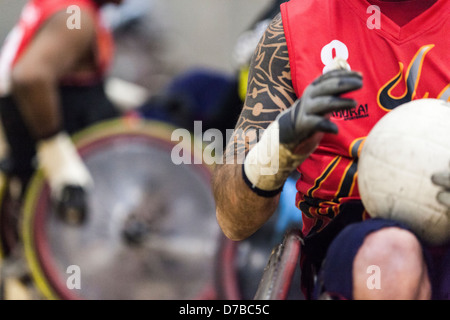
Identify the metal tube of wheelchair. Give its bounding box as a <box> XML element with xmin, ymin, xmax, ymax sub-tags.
<box><xmin>254</xmin><ymin>229</ymin><xmax>302</xmax><ymax>300</ymax></box>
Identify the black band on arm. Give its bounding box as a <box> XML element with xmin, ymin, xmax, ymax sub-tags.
<box><xmin>241</xmin><ymin>164</ymin><xmax>283</xmax><ymax>198</ymax></box>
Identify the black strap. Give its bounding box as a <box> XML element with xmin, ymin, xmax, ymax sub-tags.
<box><xmin>241</xmin><ymin>165</ymin><xmax>283</xmax><ymax>198</ymax></box>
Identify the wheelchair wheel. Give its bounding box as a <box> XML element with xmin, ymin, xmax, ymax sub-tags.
<box><xmin>21</xmin><ymin>117</ymin><xmax>221</xmax><ymax>300</ymax></box>
<box><xmin>215</xmin><ymin>214</ymin><xmax>283</xmax><ymax>300</ymax></box>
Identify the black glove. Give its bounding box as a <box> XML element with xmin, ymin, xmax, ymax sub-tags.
<box><xmin>277</xmin><ymin>69</ymin><xmax>363</xmax><ymax>150</ymax></box>
<box><xmin>432</xmin><ymin>162</ymin><xmax>450</xmax><ymax>209</ymax></box>
<box><xmin>37</xmin><ymin>132</ymin><xmax>92</xmax><ymax>224</ymax></box>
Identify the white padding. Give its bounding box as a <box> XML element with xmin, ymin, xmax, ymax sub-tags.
<box><xmin>244</xmin><ymin>121</ymin><xmax>305</xmax><ymax>191</ymax></box>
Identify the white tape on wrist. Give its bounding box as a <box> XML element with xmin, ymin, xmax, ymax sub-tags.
<box><xmin>243</xmin><ymin>121</ymin><xmax>306</xmax><ymax>194</ymax></box>
<box><xmin>37</xmin><ymin>132</ymin><xmax>93</xmax><ymax>199</ymax></box>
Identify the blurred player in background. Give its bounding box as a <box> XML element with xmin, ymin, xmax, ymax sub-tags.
<box><xmin>0</xmin><ymin>0</ymin><xmax>123</xmax><ymax>222</ymax></box>
<box><xmin>213</xmin><ymin>0</ymin><xmax>450</xmax><ymax>299</ymax></box>
<box><xmin>139</xmin><ymin>0</ymin><xmax>289</xmax><ymax>147</ymax></box>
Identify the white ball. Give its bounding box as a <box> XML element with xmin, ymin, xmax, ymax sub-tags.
<box><xmin>358</xmin><ymin>99</ymin><xmax>450</xmax><ymax>245</ymax></box>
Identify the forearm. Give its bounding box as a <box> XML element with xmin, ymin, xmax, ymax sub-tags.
<box><xmin>213</xmin><ymin>162</ymin><xmax>280</xmax><ymax>241</ymax></box>
<box><xmin>11</xmin><ymin>71</ymin><xmax>62</xmax><ymax>139</ymax></box>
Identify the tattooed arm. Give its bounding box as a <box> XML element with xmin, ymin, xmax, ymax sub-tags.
<box><xmin>212</xmin><ymin>14</ymin><xmax>362</xmax><ymax>241</ymax></box>
<box><xmin>212</xmin><ymin>14</ymin><xmax>297</xmax><ymax>241</ymax></box>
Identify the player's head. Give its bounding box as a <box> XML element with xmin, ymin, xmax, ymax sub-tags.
<box><xmin>94</xmin><ymin>0</ymin><xmax>124</xmax><ymax>6</ymax></box>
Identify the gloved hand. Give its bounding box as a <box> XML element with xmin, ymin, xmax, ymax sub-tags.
<box><xmin>432</xmin><ymin>162</ymin><xmax>450</xmax><ymax>210</ymax></box>
<box><xmin>243</xmin><ymin>59</ymin><xmax>363</xmax><ymax>196</ymax></box>
<box><xmin>37</xmin><ymin>131</ymin><xmax>93</xmax><ymax>224</ymax></box>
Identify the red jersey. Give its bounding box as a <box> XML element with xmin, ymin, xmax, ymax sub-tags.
<box><xmin>0</xmin><ymin>0</ymin><xmax>114</xmax><ymax>96</ymax></box>
<box><xmin>281</xmin><ymin>0</ymin><xmax>450</xmax><ymax>236</ymax></box>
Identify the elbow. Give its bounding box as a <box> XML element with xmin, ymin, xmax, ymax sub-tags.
<box><xmin>221</xmin><ymin>229</ymin><xmax>247</xmax><ymax>242</ymax></box>
<box><xmin>216</xmin><ymin>209</ymin><xmax>252</xmax><ymax>242</ymax></box>
<box><xmin>212</xmin><ymin>164</ymin><xmax>261</xmax><ymax>241</ymax></box>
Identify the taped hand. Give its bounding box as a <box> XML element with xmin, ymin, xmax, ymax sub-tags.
<box><xmin>37</xmin><ymin>132</ymin><xmax>93</xmax><ymax>224</ymax></box>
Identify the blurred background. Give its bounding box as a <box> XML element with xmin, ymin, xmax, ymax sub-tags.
<box><xmin>0</xmin><ymin>0</ymin><xmax>272</xmax><ymax>94</ymax></box>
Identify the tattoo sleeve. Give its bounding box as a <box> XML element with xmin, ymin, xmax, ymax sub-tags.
<box><xmin>212</xmin><ymin>14</ymin><xmax>295</xmax><ymax>240</ymax></box>
<box><xmin>225</xmin><ymin>13</ymin><xmax>297</xmax><ymax>161</ymax></box>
